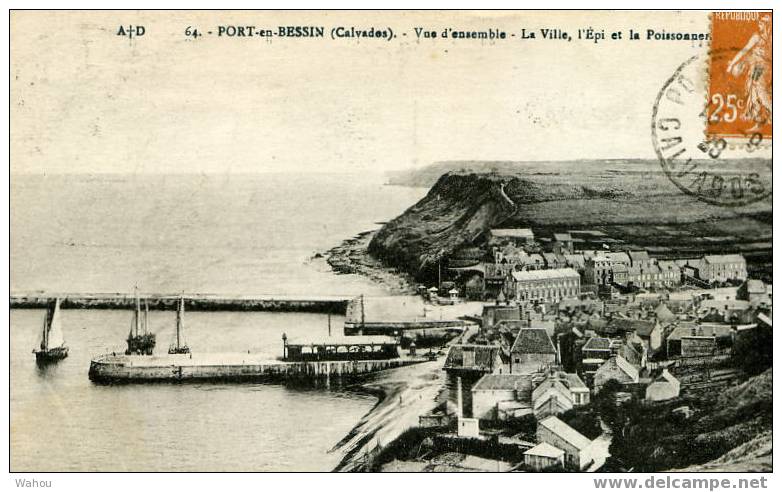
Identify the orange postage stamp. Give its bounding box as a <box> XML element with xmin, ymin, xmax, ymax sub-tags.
<box><xmin>707</xmin><ymin>12</ymin><xmax>772</xmax><ymax>141</ymax></box>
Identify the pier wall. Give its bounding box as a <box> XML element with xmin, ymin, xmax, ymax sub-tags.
<box><xmin>10</xmin><ymin>294</ymin><xmax>349</xmax><ymax>314</ymax></box>
<box><xmin>89</xmin><ymin>358</ymin><xmax>417</xmax><ymax>383</ymax></box>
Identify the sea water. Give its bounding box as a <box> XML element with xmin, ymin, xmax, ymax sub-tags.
<box><xmin>10</xmin><ymin>173</ymin><xmax>427</xmax><ymax>471</ymax></box>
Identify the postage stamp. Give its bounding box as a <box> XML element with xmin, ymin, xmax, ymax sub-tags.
<box><xmin>707</xmin><ymin>12</ymin><xmax>772</xmax><ymax>141</ymax></box>
<box><xmin>651</xmin><ymin>11</ymin><xmax>772</xmax><ymax>208</ymax></box>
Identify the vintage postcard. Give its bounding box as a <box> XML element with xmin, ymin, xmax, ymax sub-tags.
<box><xmin>8</xmin><ymin>9</ymin><xmax>773</xmax><ymax>476</ymax></box>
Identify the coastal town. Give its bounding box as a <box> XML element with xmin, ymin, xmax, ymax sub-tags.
<box><xmin>335</xmin><ymin>226</ymin><xmax>772</xmax><ymax>472</ymax></box>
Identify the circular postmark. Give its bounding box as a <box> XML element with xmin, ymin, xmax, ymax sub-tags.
<box><xmin>651</xmin><ymin>49</ymin><xmax>772</xmax><ymax>207</ymax></box>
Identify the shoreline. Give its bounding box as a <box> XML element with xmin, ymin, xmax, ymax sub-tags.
<box><xmin>322</xmin><ymin>231</ymin><xmax>462</xmax><ymax>472</ymax></box>
<box><xmin>323</xmin><ymin>230</ymin><xmax>418</xmax><ymax>295</ymax></box>
<box><xmin>331</xmin><ymin>358</ymin><xmax>448</xmax><ymax>472</ymax></box>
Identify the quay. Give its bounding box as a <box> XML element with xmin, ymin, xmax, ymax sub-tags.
<box><xmin>10</xmin><ymin>292</ymin><xmax>351</xmax><ymax>314</ymax></box>
<box><xmin>88</xmin><ymin>352</ymin><xmax>422</xmax><ymax>383</ymax></box>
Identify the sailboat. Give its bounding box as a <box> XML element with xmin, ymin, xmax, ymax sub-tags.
<box><xmin>168</xmin><ymin>294</ymin><xmax>190</xmax><ymax>355</ymax></box>
<box><xmin>33</xmin><ymin>297</ymin><xmax>69</xmax><ymax>363</ymax></box>
<box><xmin>125</xmin><ymin>287</ymin><xmax>156</xmax><ymax>355</ymax></box>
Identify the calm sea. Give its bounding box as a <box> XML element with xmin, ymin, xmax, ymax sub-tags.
<box><xmin>10</xmin><ymin>173</ymin><xmax>427</xmax><ymax>471</ymax></box>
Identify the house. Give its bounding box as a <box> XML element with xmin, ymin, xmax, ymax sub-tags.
<box><xmin>581</xmin><ymin>336</ymin><xmax>613</xmax><ymax>361</ymax></box>
<box><xmin>628</xmin><ymin>250</ymin><xmax>653</xmax><ymax>269</ymax></box>
<box><xmin>580</xmin><ymin>336</ymin><xmax>619</xmax><ymax>382</ymax></box>
<box><xmin>553</xmin><ymin>233</ymin><xmax>574</xmax><ymax>254</ymax></box>
<box><xmin>537</xmin><ymin>416</ymin><xmax>596</xmax><ymax>470</ymax></box>
<box><xmin>524</xmin><ymin>442</ymin><xmax>565</xmax><ymax>471</ymax></box>
<box><xmin>510</xmin><ymin>268</ymin><xmax>581</xmax><ymax>304</ymax></box>
<box><xmin>699</xmin><ymin>299</ymin><xmax>752</xmax><ymax>323</ymax></box>
<box><xmin>482</xmin><ymin>304</ymin><xmax>520</xmax><ymax>329</ymax></box>
<box><xmin>510</xmin><ymin>328</ymin><xmax>557</xmax><ymax>374</ymax></box>
<box><xmin>532</xmin><ymin>376</ymin><xmax>572</xmax><ymax>418</ymax></box>
<box><xmin>532</xmin><ymin>372</ymin><xmax>590</xmax><ymax>418</ymax></box>
<box><xmin>737</xmin><ymin>279</ymin><xmax>772</xmax><ymax>308</ymax></box>
<box><xmin>654</xmin><ymin>303</ymin><xmax>676</xmax><ymax>324</ymax></box>
<box><xmin>471</xmin><ymin>373</ymin><xmax>533</xmax><ymax>420</ymax></box>
<box><xmin>542</xmin><ymin>252</ymin><xmax>566</xmax><ymax>269</ymax></box>
<box><xmin>488</xmin><ymin>228</ymin><xmax>535</xmax><ymax>247</ymax></box>
<box><xmin>657</xmin><ymin>260</ymin><xmax>682</xmax><ymax>286</ymax></box>
<box><xmin>525</xmin><ymin>253</ymin><xmax>547</xmax><ymax>270</ymax></box>
<box><xmin>583</xmin><ymin>252</ymin><xmax>631</xmax><ymax>286</ymax></box>
<box><xmin>633</xmin><ymin>319</ymin><xmax>663</xmax><ymax>353</ymax></box>
<box><xmin>444</xmin><ymin>344</ymin><xmax>507</xmax><ymax>375</ymax></box>
<box><xmin>695</xmin><ymin>254</ymin><xmax>748</xmax><ymax>283</ymax></box>
<box><xmin>444</xmin><ymin>344</ymin><xmax>509</xmax><ymax>416</ymax></box>
<box><xmin>593</xmin><ymin>355</ymin><xmax>640</xmax><ymax>392</ymax></box>
<box><xmin>617</xmin><ymin>340</ymin><xmax>646</xmax><ymax>368</ymax></box>
<box><xmin>483</xmin><ymin>263</ymin><xmax>514</xmax><ymax>299</ymax></box>
<box><xmin>665</xmin><ymin>324</ymin><xmax>733</xmax><ymax>357</ymax></box>
<box><xmin>602</xmin><ymin>318</ymin><xmax>656</xmax><ymax>339</ymax></box>
<box><xmin>564</xmin><ymin>253</ymin><xmax>586</xmax><ymax>272</ymax></box>
<box><xmin>645</xmin><ymin>369</ymin><xmax>681</xmax><ymax>401</ymax></box>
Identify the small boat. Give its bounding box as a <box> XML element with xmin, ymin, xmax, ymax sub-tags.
<box><xmin>33</xmin><ymin>298</ymin><xmax>69</xmax><ymax>363</ymax></box>
<box><xmin>125</xmin><ymin>287</ymin><xmax>156</xmax><ymax>355</ymax></box>
<box><xmin>168</xmin><ymin>294</ymin><xmax>190</xmax><ymax>355</ymax></box>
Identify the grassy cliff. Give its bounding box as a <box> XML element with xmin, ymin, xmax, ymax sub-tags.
<box><xmin>370</xmin><ymin>160</ymin><xmax>772</xmax><ymax>283</ymax></box>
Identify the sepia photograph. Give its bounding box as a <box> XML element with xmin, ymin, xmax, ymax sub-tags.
<box><xmin>7</xmin><ymin>7</ymin><xmax>774</xmax><ymax>478</ymax></box>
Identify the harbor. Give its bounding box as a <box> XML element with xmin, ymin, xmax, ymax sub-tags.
<box><xmin>82</xmin><ymin>291</ymin><xmax>440</xmax><ymax>384</ymax></box>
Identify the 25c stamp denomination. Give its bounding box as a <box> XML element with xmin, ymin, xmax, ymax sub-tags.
<box><xmin>651</xmin><ymin>12</ymin><xmax>772</xmax><ymax>207</ymax></box>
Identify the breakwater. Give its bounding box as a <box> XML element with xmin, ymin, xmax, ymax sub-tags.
<box><xmin>10</xmin><ymin>292</ymin><xmax>350</xmax><ymax>314</ymax></box>
<box><xmin>88</xmin><ymin>352</ymin><xmax>422</xmax><ymax>383</ymax></box>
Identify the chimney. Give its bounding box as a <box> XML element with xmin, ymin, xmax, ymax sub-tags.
<box><xmin>456</xmin><ymin>376</ymin><xmax>464</xmax><ymax>419</ymax></box>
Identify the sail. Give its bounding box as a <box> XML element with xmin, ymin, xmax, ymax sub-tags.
<box><xmin>46</xmin><ymin>298</ymin><xmax>65</xmax><ymax>348</ymax></box>
<box><xmin>37</xmin><ymin>308</ymin><xmax>48</xmax><ymax>350</ymax></box>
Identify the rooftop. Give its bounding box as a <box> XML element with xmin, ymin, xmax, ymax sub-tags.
<box><xmin>511</xmin><ymin>268</ymin><xmax>580</xmax><ymax>282</ymax></box>
<box><xmin>654</xmin><ymin>303</ymin><xmax>676</xmax><ymax>323</ymax></box>
<box><xmin>606</xmin><ymin>318</ymin><xmax>656</xmax><ymax>336</ymax></box>
<box><xmin>667</xmin><ymin>323</ymin><xmax>733</xmax><ymax>340</ymax></box>
<box><xmin>582</xmin><ymin>336</ymin><xmax>611</xmax><ymax>351</ymax></box>
<box><xmin>539</xmin><ymin>416</ymin><xmax>592</xmax><ymax>450</ymax></box>
<box><xmin>444</xmin><ymin>344</ymin><xmax>502</xmax><ymax>371</ymax></box>
<box><xmin>599</xmin><ymin>355</ymin><xmax>640</xmax><ymax>381</ymax></box>
<box><xmin>511</xmin><ymin>328</ymin><xmax>557</xmax><ymax>355</ymax></box>
<box><xmin>524</xmin><ymin>442</ymin><xmax>565</xmax><ymax>458</ymax></box>
<box><xmin>703</xmin><ymin>254</ymin><xmax>746</xmax><ymax>264</ymax></box>
<box><xmin>491</xmin><ymin>228</ymin><xmax>534</xmax><ymax>238</ymax></box>
<box><xmin>472</xmin><ymin>373</ymin><xmax>532</xmax><ymax>391</ymax></box>
<box><xmin>628</xmin><ymin>250</ymin><xmax>650</xmax><ymax>261</ymax></box>
<box><xmin>287</xmin><ymin>335</ymin><xmax>397</xmax><ymax>345</ymax></box>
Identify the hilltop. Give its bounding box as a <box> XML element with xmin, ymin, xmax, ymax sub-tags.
<box><xmin>370</xmin><ymin>160</ymin><xmax>772</xmax><ymax>283</ymax></box>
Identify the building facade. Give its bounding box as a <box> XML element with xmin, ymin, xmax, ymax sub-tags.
<box><xmin>511</xmin><ymin>268</ymin><xmax>580</xmax><ymax>303</ymax></box>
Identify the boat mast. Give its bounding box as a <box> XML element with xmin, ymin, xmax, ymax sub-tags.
<box><xmin>144</xmin><ymin>299</ymin><xmax>149</xmax><ymax>334</ymax></box>
<box><xmin>176</xmin><ymin>294</ymin><xmax>184</xmax><ymax>351</ymax></box>
<box><xmin>134</xmin><ymin>286</ymin><xmax>141</xmax><ymax>338</ymax></box>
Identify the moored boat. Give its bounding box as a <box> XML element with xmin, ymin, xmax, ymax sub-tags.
<box><xmin>33</xmin><ymin>298</ymin><xmax>69</xmax><ymax>364</ymax></box>
<box><xmin>168</xmin><ymin>294</ymin><xmax>190</xmax><ymax>355</ymax></box>
<box><xmin>126</xmin><ymin>287</ymin><xmax>156</xmax><ymax>355</ymax></box>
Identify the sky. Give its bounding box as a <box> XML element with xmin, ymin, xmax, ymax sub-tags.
<box><xmin>11</xmin><ymin>11</ymin><xmax>724</xmax><ymax>174</ymax></box>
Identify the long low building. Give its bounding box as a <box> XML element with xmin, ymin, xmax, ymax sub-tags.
<box><xmin>510</xmin><ymin>268</ymin><xmax>581</xmax><ymax>303</ymax></box>
<box><xmin>283</xmin><ymin>335</ymin><xmax>399</xmax><ymax>361</ymax></box>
